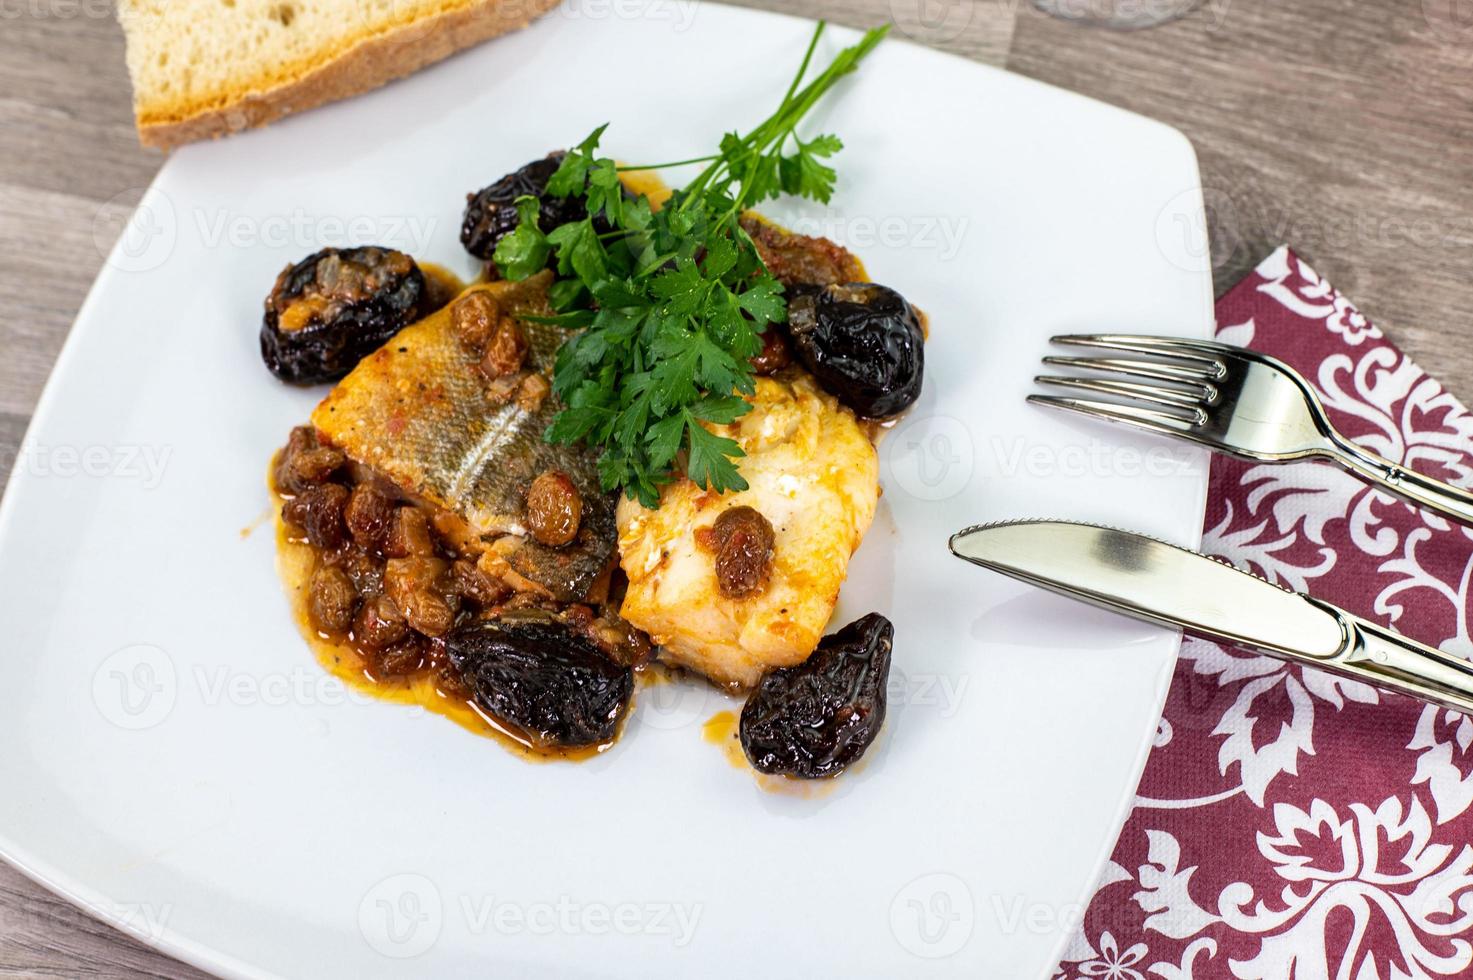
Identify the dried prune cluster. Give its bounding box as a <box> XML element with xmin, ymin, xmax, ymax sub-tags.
<box><xmin>260</xmin><ymin>246</ymin><xmax>428</xmax><ymax>384</ymax></box>
<box><xmin>740</xmin><ymin>612</ymin><xmax>894</xmax><ymax>778</ymax></box>
<box><xmin>446</xmin><ymin>615</ymin><xmax>635</xmax><ymax>749</ymax></box>
<box><xmin>460</xmin><ymin>153</ymin><xmax>589</xmax><ymax>261</ymax></box>
<box><xmin>786</xmin><ymin>283</ymin><xmax>925</xmax><ymax>418</ymax></box>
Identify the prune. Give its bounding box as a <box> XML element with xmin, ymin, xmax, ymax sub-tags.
<box><xmin>460</xmin><ymin>153</ymin><xmax>588</xmax><ymax>260</ymax></box>
<box><xmin>708</xmin><ymin>506</ymin><xmax>775</xmax><ymax>599</ymax></box>
<box><xmin>260</xmin><ymin>246</ymin><xmax>427</xmax><ymax>384</ymax></box>
<box><xmin>739</xmin><ymin>612</ymin><xmax>893</xmax><ymax>778</ymax></box>
<box><xmin>446</xmin><ymin>616</ymin><xmax>634</xmax><ymax>749</ymax></box>
<box><xmin>787</xmin><ymin>283</ymin><xmax>925</xmax><ymax>418</ymax></box>
<box><xmin>525</xmin><ymin>470</ymin><xmax>583</xmax><ymax>548</ymax></box>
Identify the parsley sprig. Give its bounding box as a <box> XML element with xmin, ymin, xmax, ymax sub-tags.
<box><xmin>493</xmin><ymin>22</ymin><xmax>888</xmax><ymax>508</ymax></box>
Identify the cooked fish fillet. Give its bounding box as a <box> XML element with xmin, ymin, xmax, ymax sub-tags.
<box><xmin>616</xmin><ymin>373</ymin><xmax>880</xmax><ymax>689</ymax></box>
<box><xmin>312</xmin><ymin>271</ymin><xmax>615</xmax><ymax>601</ymax></box>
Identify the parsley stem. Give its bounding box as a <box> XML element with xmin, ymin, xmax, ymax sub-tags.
<box><xmin>615</xmin><ymin>155</ymin><xmax>721</xmax><ymax>171</ymax></box>
<box><xmin>780</xmin><ymin>22</ymin><xmax>825</xmax><ymax>109</ymax></box>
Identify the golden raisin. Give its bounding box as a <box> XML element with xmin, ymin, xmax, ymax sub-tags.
<box><xmin>710</xmin><ymin>505</ymin><xmax>775</xmax><ymax>599</ymax></box>
<box><xmin>525</xmin><ymin>471</ymin><xmax>582</xmax><ymax>547</ymax></box>
<box><xmin>308</xmin><ymin>565</ymin><xmax>356</xmax><ymax>634</ymax></box>
<box><xmin>750</xmin><ymin>328</ymin><xmax>792</xmax><ymax>376</ymax></box>
<box><xmin>480</xmin><ymin>316</ymin><xmax>529</xmax><ymax>377</ymax></box>
<box><xmin>451</xmin><ymin>291</ymin><xmax>500</xmax><ymax>351</ymax></box>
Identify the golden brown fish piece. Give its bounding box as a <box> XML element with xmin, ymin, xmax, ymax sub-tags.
<box><xmin>616</xmin><ymin>374</ymin><xmax>880</xmax><ymax>689</ymax></box>
<box><xmin>312</xmin><ymin>271</ymin><xmax>615</xmax><ymax>601</ymax></box>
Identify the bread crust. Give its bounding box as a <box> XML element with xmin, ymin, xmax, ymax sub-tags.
<box><xmin>135</xmin><ymin>0</ymin><xmax>561</xmax><ymax>150</ymax></box>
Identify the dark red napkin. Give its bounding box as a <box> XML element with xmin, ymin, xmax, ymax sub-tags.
<box><xmin>1055</xmin><ymin>248</ymin><xmax>1473</xmax><ymax>979</ymax></box>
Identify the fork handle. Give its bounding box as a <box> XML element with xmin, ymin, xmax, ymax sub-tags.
<box><xmin>1324</xmin><ymin>435</ymin><xmax>1473</xmax><ymax>526</ymax></box>
<box><xmin>1303</xmin><ymin>598</ymin><xmax>1473</xmax><ymax>715</ymax></box>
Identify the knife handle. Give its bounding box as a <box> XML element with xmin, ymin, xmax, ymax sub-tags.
<box><xmin>1306</xmin><ymin>598</ymin><xmax>1473</xmax><ymax>715</ymax></box>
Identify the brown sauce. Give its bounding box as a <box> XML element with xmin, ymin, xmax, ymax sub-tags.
<box><xmin>270</xmin><ymin>463</ymin><xmax>649</xmax><ymax>763</ymax></box>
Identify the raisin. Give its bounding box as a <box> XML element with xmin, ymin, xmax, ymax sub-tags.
<box><xmin>377</xmin><ymin>635</ymin><xmax>427</xmax><ymax>677</ymax></box>
<box><xmin>480</xmin><ymin>316</ymin><xmax>528</xmax><ymax>378</ymax></box>
<box><xmin>448</xmin><ymin>559</ymin><xmax>509</xmax><ymax>607</ymax></box>
<box><xmin>451</xmin><ymin>291</ymin><xmax>500</xmax><ymax>351</ymax></box>
<box><xmin>580</xmin><ymin>613</ymin><xmax>653</xmax><ymax>668</ymax></box>
<box><xmin>354</xmin><ymin>594</ymin><xmax>409</xmax><ymax>651</ymax></box>
<box><xmin>290</xmin><ymin>446</ymin><xmax>345</xmax><ymax>485</ymax></box>
<box><xmin>308</xmin><ymin>564</ymin><xmax>356</xmax><ymax>635</ymax></box>
<box><xmin>344</xmin><ymin>484</ymin><xmax>394</xmax><ymax>551</ymax></box>
<box><xmin>749</xmin><ymin>328</ymin><xmax>792</xmax><ymax>376</ymax></box>
<box><xmin>273</xmin><ymin>426</ymin><xmax>338</xmax><ymax>495</ymax></box>
<box><xmin>283</xmin><ymin>483</ymin><xmax>349</xmax><ymax>551</ymax></box>
<box><xmin>446</xmin><ymin>616</ymin><xmax>634</xmax><ymax>749</ymax></box>
<box><xmin>337</xmin><ymin>548</ymin><xmax>385</xmax><ymax>596</ymax></box>
<box><xmin>525</xmin><ymin>470</ymin><xmax>582</xmax><ymax>548</ymax></box>
<box><xmin>384</xmin><ymin>506</ymin><xmax>437</xmax><ymax>558</ymax></box>
<box><xmin>739</xmin><ymin>612</ymin><xmax>893</xmax><ymax>778</ymax></box>
<box><xmin>384</xmin><ymin>557</ymin><xmax>455</xmax><ymax>637</ymax></box>
<box><xmin>709</xmin><ymin>506</ymin><xmax>775</xmax><ymax>599</ymax></box>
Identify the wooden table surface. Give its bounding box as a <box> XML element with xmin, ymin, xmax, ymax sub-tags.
<box><xmin>2</xmin><ymin>0</ymin><xmax>1470</xmax><ymax>975</ymax></box>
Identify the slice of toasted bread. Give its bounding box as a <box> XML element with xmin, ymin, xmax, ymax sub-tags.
<box><xmin>118</xmin><ymin>0</ymin><xmax>560</xmax><ymax>150</ymax></box>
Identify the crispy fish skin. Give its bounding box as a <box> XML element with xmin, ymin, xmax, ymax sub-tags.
<box><xmin>312</xmin><ymin>271</ymin><xmax>615</xmax><ymax>601</ymax></box>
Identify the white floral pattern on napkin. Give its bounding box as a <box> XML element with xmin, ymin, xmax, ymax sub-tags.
<box><xmin>1056</xmin><ymin>247</ymin><xmax>1473</xmax><ymax>980</ymax></box>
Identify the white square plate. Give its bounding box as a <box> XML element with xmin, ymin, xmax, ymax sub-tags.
<box><xmin>0</xmin><ymin>4</ymin><xmax>1213</xmax><ymax>977</ymax></box>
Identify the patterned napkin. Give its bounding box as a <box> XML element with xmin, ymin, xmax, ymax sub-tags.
<box><xmin>1053</xmin><ymin>248</ymin><xmax>1473</xmax><ymax>980</ymax></box>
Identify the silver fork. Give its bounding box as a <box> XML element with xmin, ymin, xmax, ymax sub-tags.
<box><xmin>1031</xmin><ymin>334</ymin><xmax>1473</xmax><ymax>526</ymax></box>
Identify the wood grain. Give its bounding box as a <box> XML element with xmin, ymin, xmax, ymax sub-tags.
<box><xmin>1</xmin><ymin>0</ymin><xmax>1470</xmax><ymax>976</ymax></box>
<box><xmin>1006</xmin><ymin>0</ymin><xmax>1473</xmax><ymax>395</ymax></box>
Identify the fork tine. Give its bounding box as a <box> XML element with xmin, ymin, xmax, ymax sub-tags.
<box><xmin>1041</xmin><ymin>355</ymin><xmax>1218</xmax><ymax>394</ymax></box>
<box><xmin>1052</xmin><ymin>334</ymin><xmax>1231</xmax><ymax>374</ymax></box>
<box><xmin>1034</xmin><ymin>374</ymin><xmax>1205</xmax><ymax>411</ymax></box>
<box><xmin>1028</xmin><ymin>394</ymin><xmax>1202</xmax><ymax>436</ymax></box>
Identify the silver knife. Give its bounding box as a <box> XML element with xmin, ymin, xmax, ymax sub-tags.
<box><xmin>949</xmin><ymin>519</ymin><xmax>1473</xmax><ymax>715</ymax></box>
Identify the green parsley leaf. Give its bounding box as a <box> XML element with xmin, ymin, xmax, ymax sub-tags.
<box><xmin>491</xmin><ymin>196</ymin><xmax>551</xmax><ymax>281</ymax></box>
<box><xmin>530</xmin><ymin>22</ymin><xmax>889</xmax><ymax>505</ymax></box>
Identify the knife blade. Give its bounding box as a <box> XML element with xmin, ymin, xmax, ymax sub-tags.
<box><xmin>949</xmin><ymin>519</ymin><xmax>1473</xmax><ymax>714</ymax></box>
